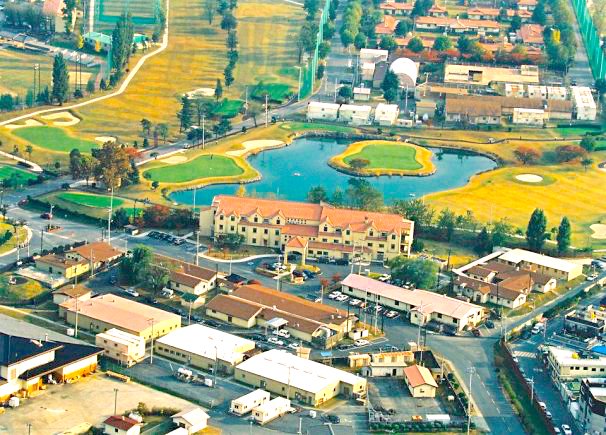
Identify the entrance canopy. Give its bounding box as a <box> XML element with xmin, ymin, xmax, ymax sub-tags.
<box><xmin>266</xmin><ymin>317</ymin><xmax>289</xmax><ymax>329</ymax></box>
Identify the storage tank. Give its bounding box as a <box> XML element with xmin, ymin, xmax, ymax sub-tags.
<box><xmin>389</xmin><ymin>58</ymin><xmax>418</xmax><ymax>88</ymax></box>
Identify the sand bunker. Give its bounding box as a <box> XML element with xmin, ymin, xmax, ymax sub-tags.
<box><xmin>591</xmin><ymin>224</ymin><xmax>606</xmax><ymax>240</ymax></box>
<box><xmin>4</xmin><ymin>119</ymin><xmax>43</xmax><ymax>130</ymax></box>
<box><xmin>598</xmin><ymin>162</ymin><xmax>606</xmax><ymax>173</ymax></box>
<box><xmin>515</xmin><ymin>174</ymin><xmax>543</xmax><ymax>183</ymax></box>
<box><xmin>187</xmin><ymin>87</ymin><xmax>215</xmax><ymax>98</ymax></box>
<box><xmin>227</xmin><ymin>139</ymin><xmax>285</xmax><ymax>157</ymax></box>
<box><xmin>160</xmin><ymin>155</ymin><xmax>188</xmax><ymax>164</ymax></box>
<box><xmin>95</xmin><ymin>136</ymin><xmax>116</xmax><ymax>143</ymax></box>
<box><xmin>41</xmin><ymin>111</ymin><xmax>80</xmax><ymax>126</ymax></box>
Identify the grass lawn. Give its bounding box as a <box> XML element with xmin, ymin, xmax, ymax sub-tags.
<box><xmin>420</xmin><ymin>239</ymin><xmax>477</xmax><ymax>268</ymax></box>
<box><xmin>213</xmin><ymin>99</ymin><xmax>244</xmax><ymax>118</ymax></box>
<box><xmin>251</xmin><ymin>82</ymin><xmax>292</xmax><ymax>102</ymax></box>
<box><xmin>554</xmin><ymin>126</ymin><xmax>604</xmax><ymax>137</ymax></box>
<box><xmin>57</xmin><ymin>192</ymin><xmax>126</xmax><ymax>208</ymax></box>
<box><xmin>0</xmin><ymin>275</ymin><xmax>46</xmax><ymax>302</ymax></box>
<box><xmin>0</xmin><ymin>49</ymin><xmax>54</xmax><ymax>97</ymax></box>
<box><xmin>0</xmin><ymin>222</ymin><xmax>27</xmax><ymax>255</ymax></box>
<box><xmin>281</xmin><ymin>122</ymin><xmax>357</xmax><ymax>134</ymax></box>
<box><xmin>12</xmin><ymin>126</ymin><xmax>99</xmax><ymax>154</ymax></box>
<box><xmin>144</xmin><ymin>154</ymin><xmax>245</xmax><ymax>183</ymax></box>
<box><xmin>0</xmin><ymin>165</ymin><xmax>38</xmax><ymax>183</ymax></box>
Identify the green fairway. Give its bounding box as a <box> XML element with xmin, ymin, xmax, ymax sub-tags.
<box><xmin>252</xmin><ymin>82</ymin><xmax>292</xmax><ymax>102</ymax></box>
<box><xmin>57</xmin><ymin>192</ymin><xmax>125</xmax><ymax>208</ymax></box>
<box><xmin>344</xmin><ymin>143</ymin><xmax>423</xmax><ymax>170</ymax></box>
<box><xmin>144</xmin><ymin>154</ymin><xmax>244</xmax><ymax>183</ymax></box>
<box><xmin>213</xmin><ymin>99</ymin><xmax>244</xmax><ymax>118</ymax></box>
<box><xmin>0</xmin><ymin>165</ymin><xmax>38</xmax><ymax>183</ymax></box>
<box><xmin>281</xmin><ymin>122</ymin><xmax>356</xmax><ymax>134</ymax></box>
<box><xmin>13</xmin><ymin>126</ymin><xmax>99</xmax><ymax>153</ymax></box>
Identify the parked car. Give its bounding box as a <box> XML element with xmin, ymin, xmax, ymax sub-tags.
<box><xmin>538</xmin><ymin>402</ymin><xmax>547</xmax><ymax>411</ymax></box>
<box><xmin>288</xmin><ymin>342</ymin><xmax>300</xmax><ymax>350</ymax></box>
<box><xmin>485</xmin><ymin>320</ymin><xmax>495</xmax><ymax>329</ymax></box>
<box><xmin>328</xmin><ymin>291</ymin><xmax>341</xmax><ymax>299</ymax></box>
<box><xmin>472</xmin><ymin>328</ymin><xmax>481</xmax><ymax>337</ymax></box>
<box><xmin>385</xmin><ymin>310</ymin><xmax>400</xmax><ymax>319</ymax></box>
<box><xmin>545</xmin><ymin>411</ymin><xmax>552</xmax><ymax>420</ymax></box>
<box><xmin>335</xmin><ymin>294</ymin><xmax>349</xmax><ymax>302</ymax></box>
<box><xmin>40</xmin><ymin>212</ymin><xmax>53</xmax><ymax>219</ymax></box>
<box><xmin>268</xmin><ymin>337</ymin><xmax>284</xmax><ymax>346</ymax></box>
<box><xmin>276</xmin><ymin>329</ymin><xmax>291</xmax><ymax>339</ymax></box>
<box><xmin>349</xmin><ymin>299</ymin><xmax>361</xmax><ymax>306</ymax></box>
<box><xmin>335</xmin><ymin>259</ymin><xmax>348</xmax><ymax>265</ymax></box>
<box><xmin>205</xmin><ymin>320</ymin><xmax>220</xmax><ymax>328</ymax></box>
<box><xmin>553</xmin><ymin>428</ymin><xmax>561</xmax><ymax>434</ymax></box>
<box><xmin>337</xmin><ymin>344</ymin><xmax>353</xmax><ymax>351</ymax></box>
<box><xmin>326</xmin><ymin>414</ymin><xmax>340</xmax><ymax>424</ymax></box>
<box><xmin>354</xmin><ymin>339</ymin><xmax>369</xmax><ymax>347</ymax></box>
<box><xmin>561</xmin><ymin>424</ymin><xmax>572</xmax><ymax>435</ymax></box>
<box><xmin>123</xmin><ymin>287</ymin><xmax>139</xmax><ymax>297</ymax></box>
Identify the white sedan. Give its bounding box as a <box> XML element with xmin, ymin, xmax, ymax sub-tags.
<box><xmin>288</xmin><ymin>343</ymin><xmax>300</xmax><ymax>350</ymax></box>
<box><xmin>349</xmin><ymin>299</ymin><xmax>361</xmax><ymax>306</ymax></box>
<box><xmin>335</xmin><ymin>294</ymin><xmax>349</xmax><ymax>302</ymax></box>
<box><xmin>328</xmin><ymin>291</ymin><xmax>341</xmax><ymax>299</ymax></box>
<box><xmin>268</xmin><ymin>337</ymin><xmax>284</xmax><ymax>346</ymax></box>
<box><xmin>354</xmin><ymin>339</ymin><xmax>369</xmax><ymax>347</ymax></box>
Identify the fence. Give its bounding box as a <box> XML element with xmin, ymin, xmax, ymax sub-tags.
<box><xmin>572</xmin><ymin>0</ymin><xmax>606</xmax><ymax>80</ymax></box>
<box><xmin>300</xmin><ymin>0</ymin><xmax>331</xmax><ymax>98</ymax></box>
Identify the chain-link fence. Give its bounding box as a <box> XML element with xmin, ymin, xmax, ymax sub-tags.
<box><xmin>300</xmin><ymin>0</ymin><xmax>331</xmax><ymax>98</ymax></box>
<box><xmin>572</xmin><ymin>0</ymin><xmax>606</xmax><ymax>80</ymax></box>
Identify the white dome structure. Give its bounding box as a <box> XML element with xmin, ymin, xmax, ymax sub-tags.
<box><xmin>389</xmin><ymin>57</ymin><xmax>418</xmax><ymax>88</ymax></box>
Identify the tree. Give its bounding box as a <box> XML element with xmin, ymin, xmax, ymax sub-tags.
<box><xmin>119</xmin><ymin>245</ymin><xmax>152</xmax><ymax>285</ymax></box>
<box><xmin>381</xmin><ymin>70</ymin><xmax>399</xmax><ymax>102</ymax></box>
<box><xmin>226</xmin><ymin>30</ymin><xmax>238</xmax><ymax>51</ymax></box>
<box><xmin>395</xmin><ymin>18</ymin><xmax>412</xmax><ymax>37</ymax></box>
<box><xmin>581</xmin><ymin>157</ymin><xmax>594</xmax><ymax>171</ymax></box>
<box><xmin>509</xmin><ymin>15</ymin><xmax>522</xmax><ymax>32</ymax></box>
<box><xmin>25</xmin><ymin>145</ymin><xmax>33</xmax><ymax>161</ymax></box>
<box><xmin>580</xmin><ymin>135</ymin><xmax>596</xmax><ymax>152</ymax></box>
<box><xmin>379</xmin><ymin>35</ymin><xmax>397</xmax><ymax>52</ymax></box>
<box><xmin>555</xmin><ymin>145</ymin><xmax>585</xmax><ymax>162</ymax></box>
<box><xmin>491</xmin><ymin>218</ymin><xmax>511</xmax><ymax>248</ymax></box>
<box><xmin>457</xmin><ymin>35</ymin><xmax>472</xmax><ymax>54</ymax></box>
<box><xmin>145</xmin><ymin>262</ymin><xmax>172</xmax><ymax>292</ymax></box>
<box><xmin>220</xmin><ymin>12</ymin><xmax>237</xmax><ymax>31</ymax></box>
<box><xmin>51</xmin><ymin>53</ymin><xmax>69</xmax><ymax>105</ymax></box>
<box><xmin>526</xmin><ymin>208</ymin><xmax>547</xmax><ymax>252</ymax></box>
<box><xmin>346</xmin><ymin>178</ymin><xmax>383</xmax><ymax>210</ymax></box>
<box><xmin>205</xmin><ymin>0</ymin><xmax>216</xmax><ymax>23</ymax></box>
<box><xmin>223</xmin><ymin>65</ymin><xmax>234</xmax><ymax>87</ymax></box>
<box><xmin>433</xmin><ymin>35</ymin><xmax>452</xmax><ymax>51</ymax></box>
<box><xmin>556</xmin><ymin>216</ymin><xmax>571</xmax><ymax>253</ymax></box>
<box><xmin>140</xmin><ymin>118</ymin><xmax>152</xmax><ymax>137</ymax></box>
<box><xmin>348</xmin><ymin>158</ymin><xmax>369</xmax><ymax>170</ymax></box>
<box><xmin>307</xmin><ymin>186</ymin><xmax>328</xmax><ymax>203</ymax></box>
<box><xmin>532</xmin><ymin>2</ymin><xmax>547</xmax><ymax>25</ymax></box>
<box><xmin>389</xmin><ymin>256</ymin><xmax>439</xmax><ymax>289</ymax></box>
<box><xmin>412</xmin><ymin>0</ymin><xmax>434</xmax><ymax>17</ymax></box>
<box><xmin>92</xmin><ymin>141</ymin><xmax>131</xmax><ymax>189</ymax></box>
<box><xmin>595</xmin><ymin>78</ymin><xmax>606</xmax><ymax>96</ymax></box>
<box><xmin>214</xmin><ymin>79</ymin><xmax>223</xmax><ymax>101</ymax></box>
<box><xmin>143</xmin><ymin>204</ymin><xmax>171</xmax><ymax>226</ymax></box>
<box><xmin>178</xmin><ymin>95</ymin><xmax>194</xmax><ymax>132</ymax></box>
<box><xmin>391</xmin><ymin>199</ymin><xmax>435</xmax><ymax>231</ymax></box>
<box><xmin>436</xmin><ymin>208</ymin><xmax>456</xmax><ymax>241</ymax></box>
<box><xmin>513</xmin><ymin>146</ymin><xmax>541</xmax><ymax>165</ymax></box>
<box><xmin>406</xmin><ymin>37</ymin><xmax>424</xmax><ymax>53</ymax></box>
<box><xmin>156</xmin><ymin>123</ymin><xmax>169</xmax><ymax>144</ymax></box>
<box><xmin>113</xmin><ymin>208</ymin><xmax>130</xmax><ymax>228</ymax></box>
<box><xmin>338</xmin><ymin>86</ymin><xmax>353</xmax><ymax>100</ymax></box>
<box><xmin>474</xmin><ymin>227</ymin><xmax>493</xmax><ymax>256</ymax></box>
<box><xmin>111</xmin><ymin>12</ymin><xmax>135</xmax><ymax>73</ymax></box>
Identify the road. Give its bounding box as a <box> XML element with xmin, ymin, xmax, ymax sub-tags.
<box><xmin>567</xmin><ymin>0</ymin><xmax>595</xmax><ymax>86</ymax></box>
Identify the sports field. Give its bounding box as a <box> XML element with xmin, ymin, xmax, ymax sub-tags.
<box><xmin>12</xmin><ymin>126</ymin><xmax>99</xmax><ymax>153</ymax></box>
<box><xmin>96</xmin><ymin>0</ymin><xmax>157</xmax><ymax>26</ymax></box>
<box><xmin>57</xmin><ymin>192</ymin><xmax>126</xmax><ymax>208</ymax></box>
<box><xmin>144</xmin><ymin>154</ymin><xmax>244</xmax><ymax>183</ymax></box>
<box><xmin>0</xmin><ymin>50</ymin><xmax>53</xmax><ymax>97</ymax></box>
<box><xmin>251</xmin><ymin>82</ymin><xmax>293</xmax><ymax>102</ymax></box>
<box><xmin>0</xmin><ymin>165</ymin><xmax>38</xmax><ymax>183</ymax></box>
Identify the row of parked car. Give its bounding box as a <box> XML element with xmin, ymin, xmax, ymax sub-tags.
<box><xmin>327</xmin><ymin>290</ymin><xmax>400</xmax><ymax>319</ymax></box>
<box><xmin>147</xmin><ymin>230</ymin><xmax>185</xmax><ymax>246</ymax></box>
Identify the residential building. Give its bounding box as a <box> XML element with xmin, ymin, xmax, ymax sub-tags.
<box><xmin>564</xmin><ymin>309</ymin><xmax>606</xmax><ymax>338</ymax></box>
<box><xmin>361</xmin><ymin>63</ymin><xmax>376</xmax><ymax>81</ymax></box>
<box><xmin>403</xmin><ymin>364</ymin><xmax>438</xmax><ymax>398</ymax></box>
<box><xmin>59</xmin><ymin>294</ymin><xmax>181</xmax><ymax>342</ymax></box>
<box><xmin>505</xmin><ymin>83</ymin><xmax>525</xmax><ymax>98</ymax></box>
<box><xmin>234</xmin><ymin>349</ymin><xmax>367</xmax><ymax>406</ymax></box>
<box><xmin>547</xmin><ymin>86</ymin><xmax>568</xmax><ymax>100</ymax></box>
<box><xmin>155</xmin><ymin>324</ymin><xmax>255</xmax><ymax>374</ymax></box>
<box><xmin>389</xmin><ymin>57</ymin><xmax>418</xmax><ymax>88</ymax></box>
<box><xmin>375</xmin><ymin>15</ymin><xmax>398</xmax><ymax>35</ymax></box>
<box><xmin>546</xmin><ymin>99</ymin><xmax>574</xmax><ymax>120</ymax></box>
<box><xmin>547</xmin><ymin>346</ymin><xmax>606</xmax><ymax>383</ymax></box>
<box><xmin>512</xmin><ymin>107</ymin><xmax>545</xmax><ymax>125</ymax></box>
<box><xmin>517</xmin><ymin>24</ymin><xmax>544</xmax><ymax>47</ymax></box>
<box><xmin>35</xmin><ymin>254</ymin><xmax>90</xmax><ymax>283</ymax></box>
<box><xmin>206</xmin><ymin>284</ymin><xmax>355</xmax><ymax>348</ymax></box>
<box><xmin>380</xmin><ymin>1</ymin><xmax>413</xmax><ymax>16</ymax></box>
<box><xmin>103</xmin><ymin>416</ymin><xmax>141</xmax><ymax>435</ymax></box>
<box><xmin>428</xmin><ymin>4</ymin><xmax>448</xmax><ymax>16</ymax></box>
<box><xmin>497</xmin><ymin>248</ymin><xmax>583</xmax><ymax>281</ymax></box>
<box><xmin>95</xmin><ymin>328</ymin><xmax>146</xmax><ymax>367</ymax></box>
<box><xmin>163</xmin><ymin>257</ymin><xmax>218</xmax><ymax>297</ymax></box>
<box><xmin>527</xmin><ymin>84</ymin><xmax>547</xmax><ymax>99</ymax></box>
<box><xmin>517</xmin><ymin>0</ymin><xmax>537</xmax><ymax>11</ymax></box>
<box><xmin>306</xmin><ymin>102</ymin><xmax>340</xmax><ymax>121</ymax></box>
<box><xmin>171</xmin><ymin>407</ymin><xmax>210</xmax><ymax>434</ymax></box>
<box><xmin>571</xmin><ymin>86</ymin><xmax>597</xmax><ymax>121</ymax></box>
<box><xmin>199</xmin><ymin>195</ymin><xmax>414</xmax><ymax>263</ymax></box>
<box><xmin>372</xmin><ymin>61</ymin><xmax>389</xmax><ymax>89</ymax></box>
<box><xmin>579</xmin><ymin>378</ymin><xmax>606</xmax><ymax>435</ymax></box>
<box><xmin>341</xmin><ymin>274</ymin><xmax>484</xmax><ymax>332</ymax></box>
<box><xmin>456</xmin><ymin>275</ymin><xmax>528</xmax><ymax>308</ymax></box>
<box><xmin>65</xmin><ymin>241</ymin><xmax>124</xmax><ymax>271</ymax></box>
<box><xmin>359</xmin><ymin>48</ymin><xmax>389</xmax><ymax>64</ymax></box>
<box><xmin>353</xmin><ymin>87</ymin><xmax>371</xmax><ymax>101</ymax></box>
<box><xmin>445</xmin><ymin>97</ymin><xmax>502</xmax><ymax>125</ymax></box>
<box><xmin>359</xmin><ymin>351</ymin><xmax>415</xmax><ymax>377</ymax></box>
<box><xmin>444</xmin><ymin>64</ymin><xmax>540</xmax><ymax>86</ymax></box>
<box><xmin>466</xmin><ymin>7</ymin><xmax>532</xmax><ymax>21</ymax></box>
<box><xmin>0</xmin><ymin>332</ymin><xmax>102</xmax><ymax>402</ymax></box>
<box><xmin>52</xmin><ymin>285</ymin><xmax>92</xmax><ymax>305</ymax></box>
<box><xmin>374</xmin><ymin>103</ymin><xmax>400</xmax><ymax>125</ymax></box>
<box><xmin>338</xmin><ymin>104</ymin><xmax>372</xmax><ymax>125</ymax></box>
<box><xmin>414</xmin><ymin>16</ymin><xmax>500</xmax><ymax>35</ymax></box>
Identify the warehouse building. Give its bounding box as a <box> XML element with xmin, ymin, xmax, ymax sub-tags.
<box><xmin>155</xmin><ymin>324</ymin><xmax>255</xmax><ymax>374</ymax></box>
<box><xmin>59</xmin><ymin>294</ymin><xmax>181</xmax><ymax>342</ymax></box>
<box><xmin>95</xmin><ymin>328</ymin><xmax>146</xmax><ymax>367</ymax></box>
<box><xmin>444</xmin><ymin>64</ymin><xmax>540</xmax><ymax>87</ymax></box>
<box><xmin>234</xmin><ymin>349</ymin><xmax>367</xmax><ymax>406</ymax></box>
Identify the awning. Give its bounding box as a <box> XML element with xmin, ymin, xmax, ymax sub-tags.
<box><xmin>266</xmin><ymin>317</ymin><xmax>288</xmax><ymax>329</ymax></box>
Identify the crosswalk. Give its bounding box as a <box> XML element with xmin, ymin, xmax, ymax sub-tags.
<box><xmin>513</xmin><ymin>350</ymin><xmax>536</xmax><ymax>359</ymax></box>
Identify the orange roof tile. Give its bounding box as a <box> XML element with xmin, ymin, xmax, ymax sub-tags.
<box><xmin>404</xmin><ymin>364</ymin><xmax>438</xmax><ymax>388</ymax></box>
<box><xmin>70</xmin><ymin>242</ymin><xmax>123</xmax><ymax>263</ymax></box>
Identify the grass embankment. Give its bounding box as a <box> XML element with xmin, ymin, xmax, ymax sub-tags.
<box><xmin>40</xmin><ymin>191</ymin><xmax>139</xmax><ymax>219</ymax></box>
<box><xmin>0</xmin><ymin>165</ymin><xmax>38</xmax><ymax>183</ymax></box>
<box><xmin>331</xmin><ymin>140</ymin><xmax>435</xmax><ymax>176</ymax></box>
<box><xmin>0</xmin><ymin>275</ymin><xmax>46</xmax><ymax>302</ymax></box>
<box><xmin>12</xmin><ymin>126</ymin><xmax>99</xmax><ymax>154</ymax></box>
<box><xmin>0</xmin><ymin>222</ymin><xmax>28</xmax><ymax>256</ymax></box>
<box><xmin>57</xmin><ymin>192</ymin><xmax>126</xmax><ymax>208</ymax></box>
<box><xmin>143</xmin><ymin>154</ymin><xmax>245</xmax><ymax>184</ymax></box>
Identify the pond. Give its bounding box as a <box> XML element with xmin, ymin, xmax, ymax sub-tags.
<box><xmin>170</xmin><ymin>137</ymin><xmax>497</xmax><ymax>205</ymax></box>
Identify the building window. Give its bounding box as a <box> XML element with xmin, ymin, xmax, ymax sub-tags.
<box><xmin>346</xmin><ymin>230</ymin><xmax>350</xmax><ymax>235</ymax></box>
<box><xmin>264</xmin><ymin>229</ymin><xmax>268</xmax><ymax>234</ymax></box>
<box><xmin>228</xmin><ymin>315</ymin><xmax>233</xmax><ymax>322</ymax></box>
<box><xmin>253</xmin><ymin>228</ymin><xmax>257</xmax><ymax>233</ymax></box>
<box><xmin>254</xmin><ymin>217</ymin><xmax>259</xmax><ymax>223</ymax></box>
<box><xmin>391</xmin><ymin>244</ymin><xmax>395</xmax><ymax>250</ymax></box>
<box><xmin>275</xmin><ymin>230</ymin><xmax>279</xmax><ymax>235</ymax></box>
<box><xmin>219</xmin><ymin>225</ymin><xmax>223</xmax><ymax>230</ymax></box>
<box><xmin>277</xmin><ymin>219</ymin><xmax>281</xmax><ymax>224</ymax></box>
<box><xmin>230</xmin><ymin>216</ymin><xmax>235</xmax><ymax>221</ymax></box>
<box><xmin>219</xmin><ymin>215</ymin><xmax>224</xmax><ymax>220</ymax></box>
<box><xmin>230</xmin><ymin>226</ymin><xmax>235</xmax><ymax>231</ymax></box>
<box><xmin>252</xmin><ymin>238</ymin><xmax>257</xmax><ymax>243</ymax></box>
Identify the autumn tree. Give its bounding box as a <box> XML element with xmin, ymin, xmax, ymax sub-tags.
<box><xmin>513</xmin><ymin>146</ymin><xmax>541</xmax><ymax>165</ymax></box>
<box><xmin>92</xmin><ymin>141</ymin><xmax>131</xmax><ymax>188</ymax></box>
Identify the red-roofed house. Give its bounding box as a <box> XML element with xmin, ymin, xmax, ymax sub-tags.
<box><xmin>403</xmin><ymin>364</ymin><xmax>438</xmax><ymax>397</ymax></box>
<box><xmin>428</xmin><ymin>4</ymin><xmax>448</xmax><ymax>16</ymax></box>
<box><xmin>103</xmin><ymin>415</ymin><xmax>141</xmax><ymax>435</ymax></box>
<box><xmin>375</xmin><ymin>15</ymin><xmax>399</xmax><ymax>35</ymax></box>
<box><xmin>200</xmin><ymin>195</ymin><xmax>414</xmax><ymax>264</ymax></box>
<box><xmin>517</xmin><ymin>24</ymin><xmax>545</xmax><ymax>47</ymax></box>
<box><xmin>380</xmin><ymin>1</ymin><xmax>413</xmax><ymax>16</ymax></box>
<box><xmin>517</xmin><ymin>0</ymin><xmax>537</xmax><ymax>11</ymax></box>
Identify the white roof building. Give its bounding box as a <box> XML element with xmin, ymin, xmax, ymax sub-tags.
<box><xmin>171</xmin><ymin>407</ymin><xmax>209</xmax><ymax>435</ymax></box>
<box><xmin>389</xmin><ymin>57</ymin><xmax>418</xmax><ymax>88</ymax></box>
<box><xmin>527</xmin><ymin>84</ymin><xmax>547</xmax><ymax>99</ymax></box>
<box><xmin>155</xmin><ymin>324</ymin><xmax>255</xmax><ymax>366</ymax></box>
<box><xmin>512</xmin><ymin>107</ymin><xmax>545</xmax><ymax>125</ymax></box>
<box><xmin>497</xmin><ymin>248</ymin><xmax>583</xmax><ymax>280</ymax></box>
<box><xmin>505</xmin><ymin>83</ymin><xmax>525</xmax><ymax>98</ymax></box>
<box><xmin>547</xmin><ymin>86</ymin><xmax>567</xmax><ymax>100</ymax></box>
<box><xmin>307</xmin><ymin>101</ymin><xmax>340</xmax><ymax>121</ymax></box>
<box><xmin>547</xmin><ymin>346</ymin><xmax>606</xmax><ymax>381</ymax></box>
<box><xmin>374</xmin><ymin>103</ymin><xmax>400</xmax><ymax>125</ymax></box>
<box><xmin>339</xmin><ymin>104</ymin><xmax>372</xmax><ymax>125</ymax></box>
<box><xmin>571</xmin><ymin>86</ymin><xmax>597</xmax><ymax>121</ymax></box>
<box><xmin>360</xmin><ymin>48</ymin><xmax>389</xmax><ymax>64</ymax></box>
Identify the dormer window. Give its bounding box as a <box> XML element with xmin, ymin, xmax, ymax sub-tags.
<box><xmin>254</xmin><ymin>217</ymin><xmax>258</xmax><ymax>223</ymax></box>
<box><xmin>369</xmin><ymin>231</ymin><xmax>374</xmax><ymax>237</ymax></box>
<box><xmin>323</xmin><ymin>226</ymin><xmax>328</xmax><ymax>232</ymax></box>
<box><xmin>277</xmin><ymin>219</ymin><xmax>281</xmax><ymax>225</ymax></box>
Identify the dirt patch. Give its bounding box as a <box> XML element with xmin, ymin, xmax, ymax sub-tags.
<box><xmin>160</xmin><ymin>155</ymin><xmax>188</xmax><ymax>164</ymax></box>
<box><xmin>4</xmin><ymin>119</ymin><xmax>44</xmax><ymax>130</ymax></box>
<box><xmin>186</xmin><ymin>87</ymin><xmax>215</xmax><ymax>98</ymax></box>
<box><xmin>591</xmin><ymin>224</ymin><xmax>606</xmax><ymax>240</ymax></box>
<box><xmin>41</xmin><ymin>111</ymin><xmax>80</xmax><ymax>126</ymax></box>
<box><xmin>515</xmin><ymin>174</ymin><xmax>543</xmax><ymax>183</ymax></box>
<box><xmin>226</xmin><ymin>139</ymin><xmax>285</xmax><ymax>157</ymax></box>
<box><xmin>95</xmin><ymin>136</ymin><xmax>117</xmax><ymax>143</ymax></box>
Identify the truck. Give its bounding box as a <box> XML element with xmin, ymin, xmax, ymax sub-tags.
<box><xmin>252</xmin><ymin>397</ymin><xmax>291</xmax><ymax>425</ymax></box>
<box><xmin>230</xmin><ymin>389</ymin><xmax>271</xmax><ymax>416</ymax></box>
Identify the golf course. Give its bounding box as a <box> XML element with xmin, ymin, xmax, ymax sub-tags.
<box><xmin>0</xmin><ymin>165</ymin><xmax>38</xmax><ymax>183</ymax></box>
<box><xmin>13</xmin><ymin>126</ymin><xmax>99</xmax><ymax>154</ymax></box>
<box><xmin>143</xmin><ymin>154</ymin><xmax>247</xmax><ymax>184</ymax></box>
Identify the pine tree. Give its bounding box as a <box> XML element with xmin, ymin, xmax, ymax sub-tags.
<box><xmin>526</xmin><ymin>208</ymin><xmax>547</xmax><ymax>252</ymax></box>
<box><xmin>51</xmin><ymin>53</ymin><xmax>69</xmax><ymax>105</ymax></box>
<box><xmin>556</xmin><ymin>216</ymin><xmax>571</xmax><ymax>254</ymax></box>
<box><xmin>474</xmin><ymin>227</ymin><xmax>493</xmax><ymax>256</ymax></box>
<box><xmin>179</xmin><ymin>96</ymin><xmax>194</xmax><ymax>132</ymax></box>
<box><xmin>214</xmin><ymin>79</ymin><xmax>223</xmax><ymax>101</ymax></box>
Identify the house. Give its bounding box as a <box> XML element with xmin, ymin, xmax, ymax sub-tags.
<box><xmin>59</xmin><ymin>294</ymin><xmax>181</xmax><ymax>342</ymax></box>
<box><xmin>374</xmin><ymin>103</ymin><xmax>400</xmax><ymax>125</ymax></box>
<box><xmin>505</xmin><ymin>83</ymin><xmax>525</xmax><ymax>98</ymax></box>
<box><xmin>455</xmin><ymin>275</ymin><xmax>528</xmax><ymax>308</ymax></box>
<box><xmin>571</xmin><ymin>86</ymin><xmax>597</xmax><ymax>121</ymax></box>
<box><xmin>372</xmin><ymin>61</ymin><xmax>389</xmax><ymax>89</ymax></box>
<box><xmin>361</xmin><ymin>62</ymin><xmax>376</xmax><ymax>81</ymax></box>
<box><xmin>445</xmin><ymin>96</ymin><xmax>501</xmax><ymax>125</ymax></box>
<box><xmin>307</xmin><ymin>101</ymin><xmax>340</xmax><ymax>121</ymax></box>
<box><xmin>52</xmin><ymin>284</ymin><xmax>92</xmax><ymax>305</ymax></box>
<box><xmin>517</xmin><ymin>24</ymin><xmax>544</xmax><ymax>47</ymax></box>
<box><xmin>338</xmin><ymin>104</ymin><xmax>372</xmax><ymax>125</ymax></box>
<box><xmin>341</xmin><ymin>274</ymin><xmax>484</xmax><ymax>332</ymax></box>
<box><xmin>579</xmin><ymin>378</ymin><xmax>606</xmax><ymax>435</ymax></box>
<box><xmin>375</xmin><ymin>15</ymin><xmax>399</xmax><ymax>35</ymax></box>
<box><xmin>205</xmin><ymin>283</ymin><xmax>355</xmax><ymax>348</ymax></box>
<box><xmin>95</xmin><ymin>328</ymin><xmax>146</xmax><ymax>367</ymax></box>
<box><xmin>155</xmin><ymin>324</ymin><xmax>255</xmax><ymax>374</ymax></box>
<box><xmin>353</xmin><ymin>87</ymin><xmax>371</xmax><ymax>101</ymax></box>
<box><xmin>359</xmin><ymin>48</ymin><xmax>389</xmax><ymax>64</ymax></box>
<box><xmin>414</xmin><ymin>16</ymin><xmax>500</xmax><ymax>35</ymax></box>
<box><xmin>546</xmin><ymin>99</ymin><xmax>573</xmax><ymax>120</ymax></box>
<box><xmin>403</xmin><ymin>364</ymin><xmax>438</xmax><ymax>398</ymax></box>
<box><xmin>466</xmin><ymin>7</ymin><xmax>500</xmax><ymax>20</ymax></box>
<box><xmin>428</xmin><ymin>4</ymin><xmax>448</xmax><ymax>16</ymax></box>
<box><xmin>547</xmin><ymin>86</ymin><xmax>568</xmax><ymax>100</ymax></box>
<box><xmin>360</xmin><ymin>351</ymin><xmax>415</xmax><ymax>377</ymax></box>
<box><xmin>512</xmin><ymin>107</ymin><xmax>545</xmax><ymax>126</ymax></box>
<box><xmin>527</xmin><ymin>85</ymin><xmax>547</xmax><ymax>99</ymax></box>
<box><xmin>444</xmin><ymin>64</ymin><xmax>540</xmax><ymax>86</ymax></box>
<box><xmin>163</xmin><ymin>257</ymin><xmax>218</xmax><ymax>298</ymax></box>
<box><xmin>66</xmin><ymin>241</ymin><xmax>124</xmax><ymax>271</ymax></box>
<box><xmin>171</xmin><ymin>407</ymin><xmax>210</xmax><ymax>434</ymax></box>
<box><xmin>234</xmin><ymin>349</ymin><xmax>367</xmax><ymax>406</ymax></box>
<box><xmin>103</xmin><ymin>415</ymin><xmax>141</xmax><ymax>435</ymax></box>
<box><xmin>517</xmin><ymin>0</ymin><xmax>537</xmax><ymax>11</ymax></box>
<box><xmin>35</xmin><ymin>254</ymin><xmax>89</xmax><ymax>284</ymax></box>
<box><xmin>496</xmin><ymin>248</ymin><xmax>583</xmax><ymax>281</ymax></box>
<box><xmin>380</xmin><ymin>1</ymin><xmax>413</xmax><ymax>16</ymax></box>
<box><xmin>199</xmin><ymin>195</ymin><xmax>414</xmax><ymax>263</ymax></box>
<box><xmin>0</xmin><ymin>332</ymin><xmax>102</xmax><ymax>403</ymax></box>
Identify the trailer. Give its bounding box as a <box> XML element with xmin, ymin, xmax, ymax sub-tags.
<box><xmin>230</xmin><ymin>389</ymin><xmax>271</xmax><ymax>416</ymax></box>
<box><xmin>252</xmin><ymin>397</ymin><xmax>291</xmax><ymax>425</ymax></box>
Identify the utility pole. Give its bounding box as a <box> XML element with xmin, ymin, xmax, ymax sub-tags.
<box><xmin>264</xmin><ymin>94</ymin><xmax>269</xmax><ymax>127</ymax></box>
<box><xmin>466</xmin><ymin>367</ymin><xmax>475</xmax><ymax>435</ymax></box>
<box><xmin>40</xmin><ymin>229</ymin><xmax>44</xmax><ymax>252</ymax></box>
<box><xmin>202</xmin><ymin>114</ymin><xmax>205</xmax><ymax>149</ymax></box>
<box><xmin>148</xmin><ymin>318</ymin><xmax>155</xmax><ymax>365</ymax></box>
<box><xmin>113</xmin><ymin>388</ymin><xmax>119</xmax><ymax>415</ymax></box>
<box><xmin>530</xmin><ymin>376</ymin><xmax>535</xmax><ymax>402</ymax></box>
<box><xmin>213</xmin><ymin>345</ymin><xmax>218</xmax><ymax>388</ymax></box>
<box><xmin>27</xmin><ymin>423</ymin><xmax>32</xmax><ymax>435</ymax></box>
<box><xmin>107</xmin><ymin>187</ymin><xmax>114</xmax><ymax>245</ymax></box>
<box><xmin>195</xmin><ymin>230</ymin><xmax>200</xmax><ymax>266</ymax></box>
